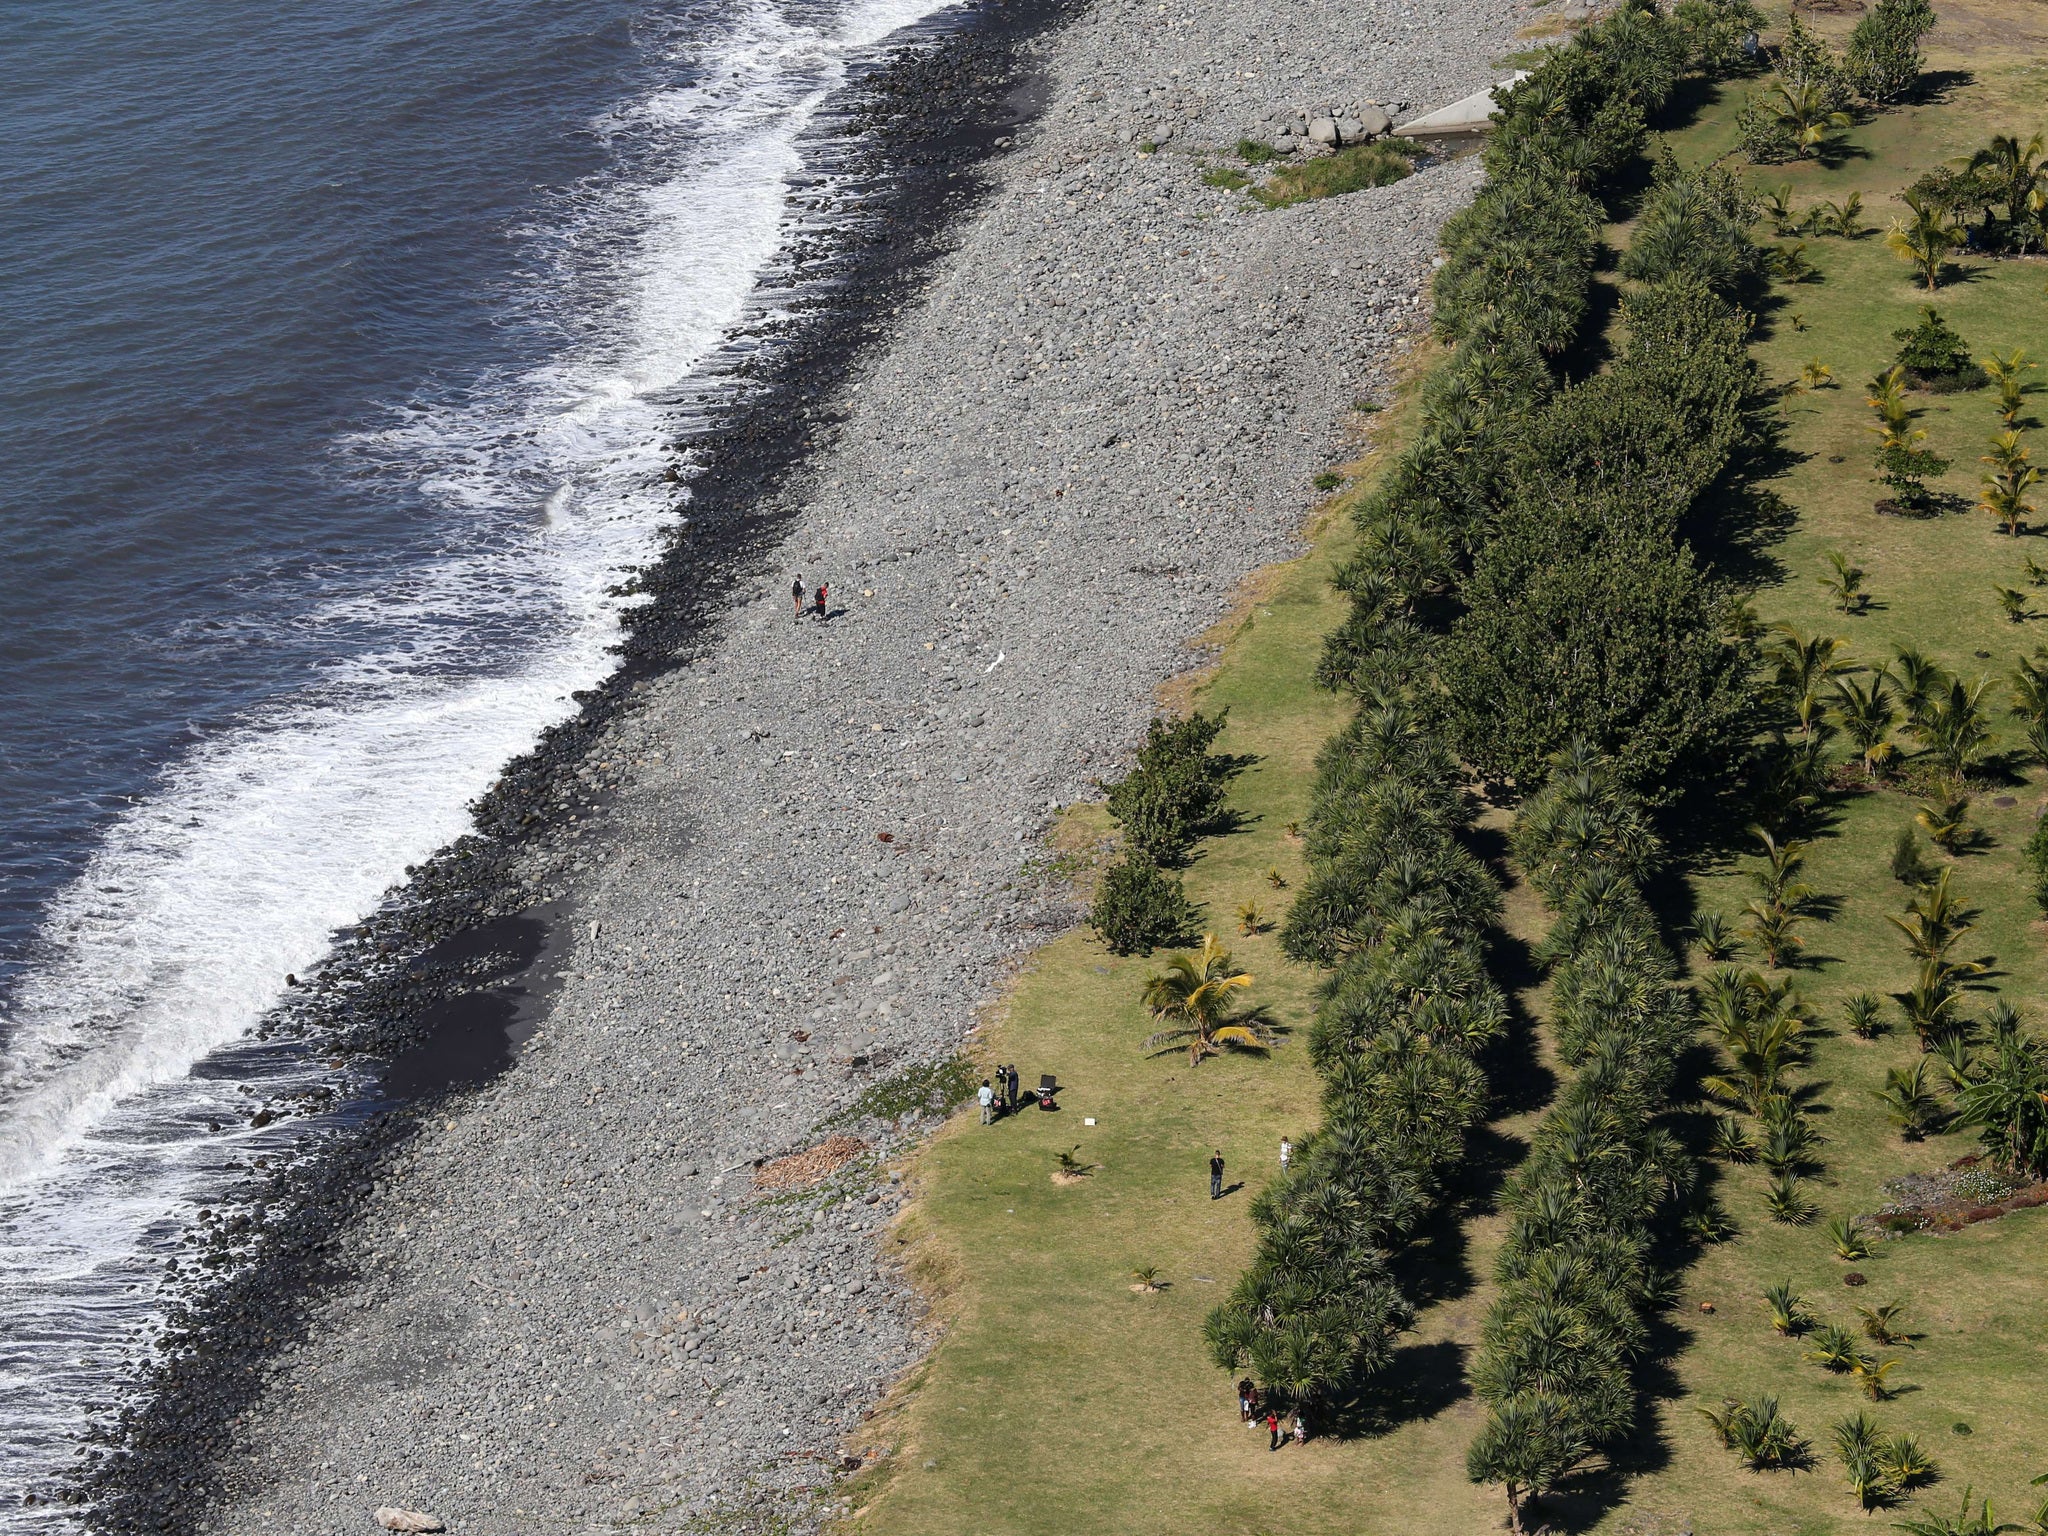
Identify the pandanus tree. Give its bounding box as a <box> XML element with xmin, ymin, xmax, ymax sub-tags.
<box><xmin>1141</xmin><ymin>934</ymin><xmax>1274</xmax><ymax>1064</ymax></box>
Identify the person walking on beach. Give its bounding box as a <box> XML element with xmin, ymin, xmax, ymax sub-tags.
<box><xmin>813</xmin><ymin>580</ymin><xmax>828</xmax><ymax>620</ymax></box>
<box><xmin>979</xmin><ymin>1079</ymin><xmax>995</xmax><ymax>1125</ymax></box>
<box><xmin>1267</xmin><ymin>1410</ymin><xmax>1282</xmax><ymax>1452</ymax></box>
<box><xmin>1279</xmin><ymin>1136</ymin><xmax>1292</xmax><ymax>1175</ymax></box>
<box><xmin>791</xmin><ymin>574</ymin><xmax>806</xmax><ymax>620</ymax></box>
<box><xmin>1209</xmin><ymin>1150</ymin><xmax>1225</xmax><ymax>1200</ymax></box>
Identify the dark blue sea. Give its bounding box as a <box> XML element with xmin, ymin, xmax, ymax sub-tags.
<box><xmin>0</xmin><ymin>0</ymin><xmax>944</xmax><ymax>1516</ymax></box>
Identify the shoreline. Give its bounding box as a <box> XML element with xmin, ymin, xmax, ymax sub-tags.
<box><xmin>68</xmin><ymin>0</ymin><xmax>1523</xmax><ymax>1525</ymax></box>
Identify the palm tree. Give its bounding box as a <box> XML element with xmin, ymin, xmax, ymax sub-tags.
<box><xmin>1770</xmin><ymin>625</ymin><xmax>1852</xmax><ymax>737</ymax></box>
<box><xmin>1818</xmin><ymin>550</ymin><xmax>1866</xmax><ymax>612</ymax></box>
<box><xmin>1468</xmin><ymin>1393</ymin><xmax>1589</xmax><ymax>1534</ymax></box>
<box><xmin>1874</xmin><ymin>1057</ymin><xmax>1947</xmax><ymax>1139</ymax></box>
<box><xmin>1967</xmin><ymin>132</ymin><xmax>2047</xmax><ymax>231</ymax></box>
<box><xmin>1887</xmin><ymin>191</ymin><xmax>1966</xmax><ymax>291</ymax></box>
<box><xmin>1867</xmin><ymin>364</ymin><xmax>1913</xmax><ymax>434</ymax></box>
<box><xmin>1982</xmin><ymin>350</ymin><xmax>2037</xmax><ymax>426</ymax></box>
<box><xmin>1141</xmin><ymin>934</ymin><xmax>1272</xmax><ymax>1065</ymax></box>
<box><xmin>1997</xmin><ymin>584</ymin><xmax>2034</xmax><ymax>621</ymax></box>
<box><xmin>1983</xmin><ymin>476</ymin><xmax>2039</xmax><ymax>537</ymax></box>
<box><xmin>1889</xmin><ymin>866</ymin><xmax>1976</xmax><ymax>964</ymax></box>
<box><xmin>1911</xmin><ymin>675</ymin><xmax>1993</xmax><ymax>787</ymax></box>
<box><xmin>2010</xmin><ymin>654</ymin><xmax>2048</xmax><ymax>766</ymax></box>
<box><xmin>1892</xmin><ymin>645</ymin><xmax>1948</xmax><ymax>717</ymax></box>
<box><xmin>1978</xmin><ymin>430</ymin><xmax>2040</xmax><ymax>536</ymax></box>
<box><xmin>1951</xmin><ymin>1013</ymin><xmax>2048</xmax><ymax>1176</ymax></box>
<box><xmin>1830</xmin><ymin>670</ymin><xmax>1898</xmax><ymax>776</ymax></box>
<box><xmin>1801</xmin><ymin>358</ymin><xmax>1839</xmax><ymax>391</ymax></box>
<box><xmin>1773</xmin><ymin>78</ymin><xmax>1852</xmax><ymax>159</ymax></box>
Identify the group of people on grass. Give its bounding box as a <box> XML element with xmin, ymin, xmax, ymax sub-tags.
<box><xmin>1237</xmin><ymin>1380</ymin><xmax>1309</xmax><ymax>1449</ymax></box>
<box><xmin>976</xmin><ymin>1064</ymin><xmax>1027</xmax><ymax>1123</ymax></box>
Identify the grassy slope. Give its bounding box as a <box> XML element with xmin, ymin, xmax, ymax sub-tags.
<box><xmin>851</xmin><ymin>10</ymin><xmax>2048</xmax><ymax>1533</ymax></box>
<box><xmin>1620</xmin><ymin>8</ymin><xmax>2048</xmax><ymax>1532</ymax></box>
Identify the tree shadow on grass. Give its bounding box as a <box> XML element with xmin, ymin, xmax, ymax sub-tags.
<box><xmin>1328</xmin><ymin>1340</ymin><xmax>1472</xmax><ymax>1439</ymax></box>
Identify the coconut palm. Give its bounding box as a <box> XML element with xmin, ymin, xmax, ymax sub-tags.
<box><xmin>2011</xmin><ymin>654</ymin><xmax>2048</xmax><ymax>766</ymax></box>
<box><xmin>1818</xmin><ymin>549</ymin><xmax>1867</xmax><ymax>612</ymax></box>
<box><xmin>1856</xmin><ymin>1301</ymin><xmax>1913</xmax><ymax>1345</ymax></box>
<box><xmin>1852</xmin><ymin>1355</ymin><xmax>1901</xmax><ymax>1401</ymax></box>
<box><xmin>1868</xmin><ymin>363</ymin><xmax>1913</xmax><ymax>434</ymax></box>
<box><xmin>1770</xmin><ymin>625</ymin><xmax>1853</xmax><ymax>737</ymax></box>
<box><xmin>1889</xmin><ymin>865</ymin><xmax>1976</xmax><ymax>964</ymax></box>
<box><xmin>1773</xmin><ymin>78</ymin><xmax>1852</xmax><ymax>159</ymax></box>
<box><xmin>1951</xmin><ymin>1012</ymin><xmax>2048</xmax><ymax>1176</ymax></box>
<box><xmin>1967</xmin><ymin>132</ymin><xmax>2047</xmax><ymax>232</ymax></box>
<box><xmin>1982</xmin><ymin>350</ymin><xmax>2038</xmax><ymax>427</ymax></box>
<box><xmin>1887</xmin><ymin>191</ymin><xmax>1967</xmax><ymax>291</ymax></box>
<box><xmin>1801</xmin><ymin>358</ymin><xmax>1839</xmax><ymax>391</ymax></box>
<box><xmin>1831</xmin><ymin>670</ymin><xmax>1898</xmax><ymax>776</ymax></box>
<box><xmin>1911</xmin><ymin>675</ymin><xmax>1993</xmax><ymax>786</ymax></box>
<box><xmin>1914</xmin><ymin>792</ymin><xmax>1972</xmax><ymax>853</ymax></box>
<box><xmin>1874</xmin><ymin>1057</ymin><xmax>1947</xmax><ymax>1139</ymax></box>
<box><xmin>1893</xmin><ymin>1488</ymin><xmax>2025</xmax><ymax>1536</ymax></box>
<box><xmin>1141</xmin><ymin>934</ymin><xmax>1273</xmax><ymax>1065</ymax></box>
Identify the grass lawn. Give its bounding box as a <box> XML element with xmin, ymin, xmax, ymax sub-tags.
<box><xmin>845</xmin><ymin>9</ymin><xmax>2048</xmax><ymax>1533</ymax></box>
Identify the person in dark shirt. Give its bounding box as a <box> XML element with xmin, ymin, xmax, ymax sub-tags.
<box><xmin>1209</xmin><ymin>1151</ymin><xmax>1225</xmax><ymax>1200</ymax></box>
<box><xmin>813</xmin><ymin>581</ymin><xmax>828</xmax><ymax>620</ymax></box>
<box><xmin>1005</xmin><ymin>1063</ymin><xmax>1020</xmax><ymax>1109</ymax></box>
<box><xmin>791</xmin><ymin>574</ymin><xmax>805</xmax><ymax>620</ymax></box>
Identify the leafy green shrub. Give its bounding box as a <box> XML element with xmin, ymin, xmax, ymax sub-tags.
<box><xmin>1736</xmin><ymin>91</ymin><xmax>1800</xmax><ymax>164</ymax></box>
<box><xmin>1776</xmin><ymin>14</ymin><xmax>1852</xmax><ymax>114</ymax></box>
<box><xmin>1844</xmin><ymin>0</ymin><xmax>1935</xmax><ymax>105</ymax></box>
<box><xmin>1200</xmin><ymin>165</ymin><xmax>1251</xmax><ymax>191</ymax></box>
<box><xmin>1893</xmin><ymin>306</ymin><xmax>1986</xmax><ymax>390</ymax></box>
<box><xmin>1104</xmin><ymin>710</ymin><xmax>1242</xmax><ymax>863</ymax></box>
<box><xmin>1442</xmin><ymin>525</ymin><xmax>1755</xmax><ymax>800</ymax></box>
<box><xmin>1673</xmin><ymin>0</ymin><xmax>1766</xmax><ymax>75</ymax></box>
<box><xmin>1234</xmin><ymin>136</ymin><xmax>1283</xmax><ymax>164</ymax></box>
<box><xmin>1088</xmin><ymin>861</ymin><xmax>1200</xmax><ymax>956</ymax></box>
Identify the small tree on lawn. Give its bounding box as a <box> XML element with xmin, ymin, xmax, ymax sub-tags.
<box><xmin>1887</xmin><ymin>192</ymin><xmax>1966</xmax><ymax>291</ymax></box>
<box><xmin>1141</xmin><ymin>934</ymin><xmax>1274</xmax><ymax>1065</ymax></box>
<box><xmin>1843</xmin><ymin>0</ymin><xmax>1935</xmax><ymax>105</ymax></box>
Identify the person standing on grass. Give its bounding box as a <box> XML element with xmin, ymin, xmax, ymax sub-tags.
<box><xmin>978</xmin><ymin>1079</ymin><xmax>995</xmax><ymax>1124</ymax></box>
<box><xmin>1279</xmin><ymin>1136</ymin><xmax>1292</xmax><ymax>1174</ymax></box>
<box><xmin>1267</xmin><ymin>1410</ymin><xmax>1281</xmax><ymax>1452</ymax></box>
<box><xmin>1006</xmin><ymin>1063</ymin><xmax>1020</xmax><ymax>1110</ymax></box>
<box><xmin>791</xmin><ymin>574</ymin><xmax>805</xmax><ymax>620</ymax></box>
<box><xmin>1293</xmin><ymin>1411</ymin><xmax>1307</xmax><ymax>1447</ymax></box>
<box><xmin>1209</xmin><ymin>1149</ymin><xmax>1225</xmax><ymax>1200</ymax></box>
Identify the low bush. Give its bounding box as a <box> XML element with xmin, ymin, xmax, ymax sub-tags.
<box><xmin>1893</xmin><ymin>306</ymin><xmax>1986</xmax><ymax>391</ymax></box>
<box><xmin>1844</xmin><ymin>0</ymin><xmax>1935</xmax><ymax>105</ymax></box>
<box><xmin>1088</xmin><ymin>860</ymin><xmax>1200</xmax><ymax>956</ymax></box>
<box><xmin>1104</xmin><ymin>709</ymin><xmax>1244</xmax><ymax>864</ymax></box>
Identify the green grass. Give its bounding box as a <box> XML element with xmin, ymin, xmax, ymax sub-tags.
<box><xmin>1621</xmin><ymin>19</ymin><xmax>2048</xmax><ymax>1530</ymax></box>
<box><xmin>1250</xmin><ymin>142</ymin><xmax>1419</xmax><ymax>208</ymax></box>
<box><xmin>850</xmin><ymin>16</ymin><xmax>2048</xmax><ymax>1535</ymax></box>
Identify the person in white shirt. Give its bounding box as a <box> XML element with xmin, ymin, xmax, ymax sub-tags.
<box><xmin>1279</xmin><ymin>1137</ymin><xmax>1292</xmax><ymax>1173</ymax></box>
<box><xmin>978</xmin><ymin>1080</ymin><xmax>995</xmax><ymax>1125</ymax></box>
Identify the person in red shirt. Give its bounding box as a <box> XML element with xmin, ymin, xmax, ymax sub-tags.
<box><xmin>813</xmin><ymin>581</ymin><xmax>828</xmax><ymax>620</ymax></box>
<box><xmin>1266</xmin><ymin>1410</ymin><xmax>1281</xmax><ymax>1452</ymax></box>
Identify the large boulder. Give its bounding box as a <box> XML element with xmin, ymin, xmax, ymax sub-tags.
<box><xmin>1306</xmin><ymin>116</ymin><xmax>1340</xmax><ymax>146</ymax></box>
<box><xmin>1357</xmin><ymin>104</ymin><xmax>1393</xmax><ymax>137</ymax></box>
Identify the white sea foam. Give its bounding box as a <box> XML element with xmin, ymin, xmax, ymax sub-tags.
<box><xmin>0</xmin><ymin>0</ymin><xmax>958</xmax><ymax>1518</ymax></box>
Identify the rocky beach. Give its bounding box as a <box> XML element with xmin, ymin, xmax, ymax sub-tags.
<box><xmin>74</xmin><ymin>0</ymin><xmax>1527</xmax><ymax>1526</ymax></box>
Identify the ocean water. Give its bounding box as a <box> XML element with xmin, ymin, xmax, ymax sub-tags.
<box><xmin>0</xmin><ymin>0</ymin><xmax>951</xmax><ymax>1516</ymax></box>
